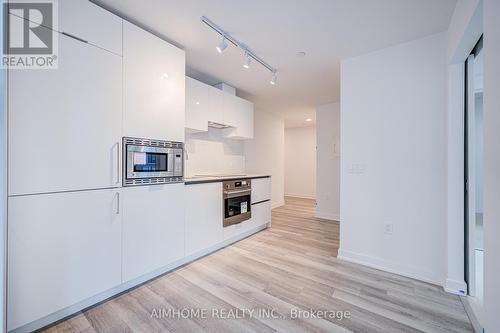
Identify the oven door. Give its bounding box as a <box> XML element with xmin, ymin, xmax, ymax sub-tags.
<box><xmin>224</xmin><ymin>189</ymin><xmax>252</xmax><ymax>227</ymax></box>
<box><xmin>126</xmin><ymin>144</ymin><xmax>174</xmax><ymax>180</ymax></box>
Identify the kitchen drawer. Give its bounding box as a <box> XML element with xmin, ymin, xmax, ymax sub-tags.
<box><xmin>251</xmin><ymin>177</ymin><xmax>271</xmax><ymax>204</ymax></box>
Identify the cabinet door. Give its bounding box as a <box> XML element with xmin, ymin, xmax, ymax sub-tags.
<box><xmin>251</xmin><ymin>178</ymin><xmax>272</xmax><ymax>204</ymax></box>
<box><xmin>123</xmin><ymin>21</ymin><xmax>185</xmax><ymax>142</ymax></box>
<box><xmin>7</xmin><ymin>189</ymin><xmax>122</xmax><ymax>331</ymax></box>
<box><xmin>122</xmin><ymin>184</ymin><xmax>185</xmax><ymax>282</ymax></box>
<box><xmin>185</xmin><ymin>77</ymin><xmax>209</xmax><ymax>133</ymax></box>
<box><xmin>59</xmin><ymin>0</ymin><xmax>122</xmax><ymax>55</ymax></box>
<box><xmin>208</xmin><ymin>86</ymin><xmax>227</xmax><ymax>125</ymax></box>
<box><xmin>185</xmin><ymin>183</ymin><xmax>223</xmax><ymax>256</ymax></box>
<box><xmin>8</xmin><ymin>33</ymin><xmax>122</xmax><ymax>196</ymax></box>
<box><xmin>222</xmin><ymin>93</ymin><xmax>240</xmax><ymax>128</ymax></box>
<box><xmin>226</xmin><ymin>98</ymin><xmax>254</xmax><ymax>139</ymax></box>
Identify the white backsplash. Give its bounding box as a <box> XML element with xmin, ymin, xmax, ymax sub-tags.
<box><xmin>185</xmin><ymin>127</ymin><xmax>245</xmax><ymax>176</ymax></box>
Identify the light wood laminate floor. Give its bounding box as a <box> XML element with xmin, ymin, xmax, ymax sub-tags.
<box><xmin>42</xmin><ymin>197</ymin><xmax>473</xmax><ymax>333</ymax></box>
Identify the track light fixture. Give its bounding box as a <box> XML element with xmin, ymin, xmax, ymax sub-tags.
<box><xmin>201</xmin><ymin>16</ymin><xmax>277</xmax><ymax>84</ymax></box>
<box><xmin>270</xmin><ymin>71</ymin><xmax>277</xmax><ymax>85</ymax></box>
<box><xmin>216</xmin><ymin>37</ymin><xmax>228</xmax><ymax>53</ymax></box>
<box><xmin>243</xmin><ymin>52</ymin><xmax>251</xmax><ymax>69</ymax></box>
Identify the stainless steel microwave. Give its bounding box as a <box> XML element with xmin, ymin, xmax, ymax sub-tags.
<box><xmin>123</xmin><ymin>137</ymin><xmax>183</xmax><ymax>186</ymax></box>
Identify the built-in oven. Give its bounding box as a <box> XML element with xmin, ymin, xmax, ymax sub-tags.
<box><xmin>223</xmin><ymin>179</ymin><xmax>252</xmax><ymax>227</ymax></box>
<box><xmin>123</xmin><ymin>137</ymin><xmax>183</xmax><ymax>186</ymax></box>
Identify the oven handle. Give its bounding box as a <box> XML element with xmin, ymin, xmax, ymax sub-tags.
<box><xmin>224</xmin><ymin>189</ymin><xmax>251</xmax><ymax>196</ymax></box>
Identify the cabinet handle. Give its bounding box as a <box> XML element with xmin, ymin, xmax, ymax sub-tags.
<box><xmin>116</xmin><ymin>192</ymin><xmax>120</xmax><ymax>215</ymax></box>
<box><xmin>116</xmin><ymin>142</ymin><xmax>120</xmax><ymax>184</ymax></box>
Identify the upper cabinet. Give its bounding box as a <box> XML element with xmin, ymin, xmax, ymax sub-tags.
<box><xmin>8</xmin><ymin>29</ymin><xmax>122</xmax><ymax>196</ymax></box>
<box><xmin>22</xmin><ymin>0</ymin><xmax>122</xmax><ymax>55</ymax></box>
<box><xmin>185</xmin><ymin>77</ymin><xmax>254</xmax><ymax>139</ymax></box>
<box><xmin>224</xmin><ymin>96</ymin><xmax>254</xmax><ymax>139</ymax></box>
<box><xmin>59</xmin><ymin>0</ymin><xmax>123</xmax><ymax>55</ymax></box>
<box><xmin>185</xmin><ymin>77</ymin><xmax>210</xmax><ymax>133</ymax></box>
<box><xmin>123</xmin><ymin>21</ymin><xmax>185</xmax><ymax>142</ymax></box>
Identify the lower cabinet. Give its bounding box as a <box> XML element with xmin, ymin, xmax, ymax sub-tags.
<box><xmin>7</xmin><ymin>189</ymin><xmax>122</xmax><ymax>331</ymax></box>
<box><xmin>185</xmin><ymin>183</ymin><xmax>223</xmax><ymax>256</ymax></box>
<box><xmin>121</xmin><ymin>184</ymin><xmax>185</xmax><ymax>282</ymax></box>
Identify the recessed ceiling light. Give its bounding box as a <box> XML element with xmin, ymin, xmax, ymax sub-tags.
<box><xmin>162</xmin><ymin>73</ymin><xmax>169</xmax><ymax>79</ymax></box>
<box><xmin>296</xmin><ymin>51</ymin><xmax>306</xmax><ymax>57</ymax></box>
<box><xmin>196</xmin><ymin>101</ymin><xmax>200</xmax><ymax>105</ymax></box>
<box><xmin>305</xmin><ymin>118</ymin><xmax>312</xmax><ymax>122</ymax></box>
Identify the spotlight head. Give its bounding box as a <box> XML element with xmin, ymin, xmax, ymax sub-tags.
<box><xmin>270</xmin><ymin>71</ymin><xmax>277</xmax><ymax>85</ymax></box>
<box><xmin>216</xmin><ymin>38</ymin><xmax>228</xmax><ymax>53</ymax></box>
<box><xmin>243</xmin><ymin>52</ymin><xmax>251</xmax><ymax>69</ymax></box>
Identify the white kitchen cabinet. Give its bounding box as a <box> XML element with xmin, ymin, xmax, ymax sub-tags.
<box><xmin>225</xmin><ymin>97</ymin><xmax>254</xmax><ymax>139</ymax></box>
<box><xmin>185</xmin><ymin>77</ymin><xmax>210</xmax><ymax>133</ymax></box>
<box><xmin>8</xmin><ymin>32</ymin><xmax>122</xmax><ymax>196</ymax></box>
<box><xmin>122</xmin><ymin>184</ymin><xmax>185</xmax><ymax>282</ymax></box>
<box><xmin>251</xmin><ymin>177</ymin><xmax>272</xmax><ymax>204</ymax></box>
<box><xmin>185</xmin><ymin>183</ymin><xmax>223</xmax><ymax>256</ymax></box>
<box><xmin>208</xmin><ymin>85</ymin><xmax>228</xmax><ymax>125</ymax></box>
<box><xmin>184</xmin><ymin>77</ymin><xmax>254</xmax><ymax>139</ymax></box>
<box><xmin>20</xmin><ymin>0</ymin><xmax>122</xmax><ymax>55</ymax></box>
<box><xmin>7</xmin><ymin>189</ymin><xmax>122</xmax><ymax>331</ymax></box>
<box><xmin>59</xmin><ymin>0</ymin><xmax>123</xmax><ymax>55</ymax></box>
<box><xmin>123</xmin><ymin>21</ymin><xmax>185</xmax><ymax>142</ymax></box>
<box><xmin>221</xmin><ymin>93</ymin><xmax>240</xmax><ymax>128</ymax></box>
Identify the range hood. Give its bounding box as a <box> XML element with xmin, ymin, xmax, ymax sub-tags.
<box><xmin>208</xmin><ymin>121</ymin><xmax>232</xmax><ymax>129</ymax></box>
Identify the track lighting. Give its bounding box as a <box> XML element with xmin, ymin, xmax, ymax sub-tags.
<box><xmin>243</xmin><ymin>52</ymin><xmax>251</xmax><ymax>69</ymax></box>
<box><xmin>270</xmin><ymin>72</ymin><xmax>277</xmax><ymax>85</ymax></box>
<box><xmin>202</xmin><ymin>16</ymin><xmax>277</xmax><ymax>85</ymax></box>
<box><xmin>216</xmin><ymin>37</ymin><xmax>228</xmax><ymax>53</ymax></box>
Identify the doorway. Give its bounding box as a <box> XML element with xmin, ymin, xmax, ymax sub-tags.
<box><xmin>465</xmin><ymin>36</ymin><xmax>484</xmax><ymax>317</ymax></box>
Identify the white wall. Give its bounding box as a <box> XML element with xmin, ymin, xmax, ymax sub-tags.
<box><xmin>316</xmin><ymin>103</ymin><xmax>340</xmax><ymax>221</ymax></box>
<box><xmin>184</xmin><ymin>128</ymin><xmax>245</xmax><ymax>176</ymax></box>
<box><xmin>483</xmin><ymin>0</ymin><xmax>500</xmax><ymax>330</ymax></box>
<box><xmin>284</xmin><ymin>126</ymin><xmax>316</xmax><ymax>199</ymax></box>
<box><xmin>245</xmin><ymin>109</ymin><xmax>285</xmax><ymax>208</ymax></box>
<box><xmin>340</xmin><ymin>33</ymin><xmax>448</xmax><ymax>284</ymax></box>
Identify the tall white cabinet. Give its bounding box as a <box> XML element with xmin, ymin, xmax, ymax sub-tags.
<box><xmin>8</xmin><ymin>28</ymin><xmax>122</xmax><ymax>196</ymax></box>
<box><xmin>7</xmin><ymin>189</ymin><xmax>123</xmax><ymax>331</ymax></box>
<box><xmin>123</xmin><ymin>21</ymin><xmax>185</xmax><ymax>142</ymax></box>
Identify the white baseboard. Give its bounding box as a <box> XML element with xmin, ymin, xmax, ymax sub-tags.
<box><xmin>461</xmin><ymin>296</ymin><xmax>484</xmax><ymax>333</ymax></box>
<box><xmin>444</xmin><ymin>278</ymin><xmax>467</xmax><ymax>296</ymax></box>
<box><xmin>284</xmin><ymin>193</ymin><xmax>316</xmax><ymax>200</ymax></box>
<box><xmin>11</xmin><ymin>225</ymin><xmax>269</xmax><ymax>333</ymax></box>
<box><xmin>338</xmin><ymin>248</ymin><xmax>443</xmax><ymax>286</ymax></box>
<box><xmin>315</xmin><ymin>210</ymin><xmax>340</xmax><ymax>221</ymax></box>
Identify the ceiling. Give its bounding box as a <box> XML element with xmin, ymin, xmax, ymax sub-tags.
<box><xmin>94</xmin><ymin>0</ymin><xmax>457</xmax><ymax>128</ymax></box>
